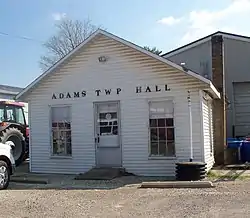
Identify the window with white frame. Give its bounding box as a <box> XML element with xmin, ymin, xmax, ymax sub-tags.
<box><xmin>149</xmin><ymin>100</ymin><xmax>175</xmax><ymax>157</ymax></box>
<box><xmin>51</xmin><ymin>106</ymin><xmax>72</xmax><ymax>156</ymax></box>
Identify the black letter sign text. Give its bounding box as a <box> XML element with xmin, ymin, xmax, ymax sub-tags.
<box><xmin>51</xmin><ymin>84</ymin><xmax>170</xmax><ymax>100</ymax></box>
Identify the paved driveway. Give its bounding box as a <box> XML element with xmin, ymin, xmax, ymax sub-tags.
<box><xmin>1</xmin><ymin>180</ymin><xmax>250</xmax><ymax>218</ymax></box>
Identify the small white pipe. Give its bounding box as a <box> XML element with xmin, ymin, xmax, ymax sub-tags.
<box><xmin>188</xmin><ymin>91</ymin><xmax>193</xmax><ymax>162</ymax></box>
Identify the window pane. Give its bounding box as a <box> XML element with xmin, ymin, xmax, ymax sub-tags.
<box><xmin>53</xmin><ymin>131</ymin><xmax>65</xmax><ymax>155</ymax></box>
<box><xmin>151</xmin><ymin>142</ymin><xmax>158</xmax><ymax>155</ymax></box>
<box><xmin>53</xmin><ymin>139</ymin><xmax>59</xmax><ymax>155</ymax></box>
<box><xmin>159</xmin><ymin>141</ymin><xmax>167</xmax><ymax>156</ymax></box>
<box><xmin>65</xmin><ymin>122</ymin><xmax>71</xmax><ymax>129</ymax></box>
<box><xmin>149</xmin><ymin>101</ymin><xmax>175</xmax><ymax>157</ymax></box>
<box><xmin>167</xmin><ymin>128</ymin><xmax>175</xmax><ymax>141</ymax></box>
<box><xmin>166</xmin><ymin>118</ymin><xmax>174</xmax><ymax>126</ymax></box>
<box><xmin>150</xmin><ymin>119</ymin><xmax>157</xmax><ymax>127</ymax></box>
<box><xmin>158</xmin><ymin>119</ymin><xmax>165</xmax><ymax>127</ymax></box>
<box><xmin>110</xmin><ymin>112</ymin><xmax>117</xmax><ymax>119</ymax></box>
<box><xmin>100</xmin><ymin>121</ymin><xmax>108</xmax><ymax>126</ymax></box>
<box><xmin>58</xmin><ymin>122</ymin><xmax>66</xmax><ymax>128</ymax></box>
<box><xmin>66</xmin><ymin>132</ymin><xmax>72</xmax><ymax>155</ymax></box>
<box><xmin>6</xmin><ymin>106</ymin><xmax>15</xmax><ymax>121</ymax></box>
<box><xmin>66</xmin><ymin>144</ymin><xmax>72</xmax><ymax>155</ymax></box>
<box><xmin>150</xmin><ymin>128</ymin><xmax>158</xmax><ymax>141</ymax></box>
<box><xmin>0</xmin><ymin>106</ymin><xmax>4</xmax><ymax>122</ymax></box>
<box><xmin>16</xmin><ymin>107</ymin><xmax>25</xmax><ymax>125</ymax></box>
<box><xmin>113</xmin><ymin>126</ymin><xmax>118</xmax><ymax>135</ymax></box>
<box><xmin>99</xmin><ymin>113</ymin><xmax>106</xmax><ymax>120</ymax></box>
<box><xmin>99</xmin><ymin>112</ymin><xmax>117</xmax><ymax>120</ymax></box>
<box><xmin>167</xmin><ymin>142</ymin><xmax>175</xmax><ymax>156</ymax></box>
<box><xmin>150</xmin><ymin>102</ymin><xmax>165</xmax><ymax>113</ymax></box>
<box><xmin>52</xmin><ymin>106</ymin><xmax>70</xmax><ymax>122</ymax></box>
<box><xmin>100</xmin><ymin>126</ymin><xmax>112</xmax><ymax>135</ymax></box>
<box><xmin>150</xmin><ymin>101</ymin><xmax>174</xmax><ymax>118</ymax></box>
<box><xmin>51</xmin><ymin>106</ymin><xmax>72</xmax><ymax>156</ymax></box>
<box><xmin>66</xmin><ymin>130</ymin><xmax>71</xmax><ymax>141</ymax></box>
<box><xmin>52</xmin><ymin>130</ymin><xmax>58</xmax><ymax>140</ymax></box>
<box><xmin>159</xmin><ymin>128</ymin><xmax>166</xmax><ymax>140</ymax></box>
<box><xmin>52</xmin><ymin>130</ymin><xmax>72</xmax><ymax>156</ymax></box>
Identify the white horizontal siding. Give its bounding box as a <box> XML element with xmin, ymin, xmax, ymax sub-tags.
<box><xmin>202</xmin><ymin>92</ymin><xmax>214</xmax><ymax>171</ymax></box>
<box><xmin>121</xmin><ymin>92</ymin><xmax>202</xmax><ymax>176</ymax></box>
<box><xmin>28</xmin><ymin>34</ymin><xmax>208</xmax><ymax>176</ymax></box>
<box><xmin>29</xmin><ymin>101</ymin><xmax>96</xmax><ymax>174</ymax></box>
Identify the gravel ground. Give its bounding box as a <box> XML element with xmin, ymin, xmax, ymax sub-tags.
<box><xmin>0</xmin><ymin>180</ymin><xmax>250</xmax><ymax>218</ymax></box>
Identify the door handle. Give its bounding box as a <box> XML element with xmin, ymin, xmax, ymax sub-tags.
<box><xmin>95</xmin><ymin>134</ymin><xmax>100</xmax><ymax>143</ymax></box>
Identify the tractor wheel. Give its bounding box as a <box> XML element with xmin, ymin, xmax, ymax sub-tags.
<box><xmin>0</xmin><ymin>127</ymin><xmax>25</xmax><ymax>167</ymax></box>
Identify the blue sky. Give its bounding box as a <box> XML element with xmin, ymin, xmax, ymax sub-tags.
<box><xmin>1</xmin><ymin>0</ymin><xmax>250</xmax><ymax>87</ymax></box>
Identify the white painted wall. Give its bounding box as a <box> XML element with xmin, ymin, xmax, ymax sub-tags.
<box><xmin>201</xmin><ymin>92</ymin><xmax>215</xmax><ymax>171</ymax></box>
<box><xmin>25</xmin><ymin>34</ymin><xmax>212</xmax><ymax>176</ymax></box>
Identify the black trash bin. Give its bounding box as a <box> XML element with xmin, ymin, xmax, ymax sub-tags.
<box><xmin>175</xmin><ymin>162</ymin><xmax>207</xmax><ymax>181</ymax></box>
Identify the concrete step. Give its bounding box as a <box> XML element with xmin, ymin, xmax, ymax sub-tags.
<box><xmin>140</xmin><ymin>181</ymin><xmax>214</xmax><ymax>189</ymax></box>
<box><xmin>75</xmin><ymin>167</ymin><xmax>126</xmax><ymax>180</ymax></box>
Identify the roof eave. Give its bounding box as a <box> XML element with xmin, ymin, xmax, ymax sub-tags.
<box><xmin>204</xmin><ymin>82</ymin><xmax>221</xmax><ymax>99</ymax></box>
<box><xmin>162</xmin><ymin>31</ymin><xmax>250</xmax><ymax>58</ymax></box>
<box><xmin>161</xmin><ymin>32</ymin><xmax>219</xmax><ymax>57</ymax></box>
<box><xmin>16</xmin><ymin>28</ymin><xmax>103</xmax><ymax>100</ymax></box>
<box><xmin>16</xmin><ymin>29</ymin><xmax>215</xmax><ymax>100</ymax></box>
<box><xmin>0</xmin><ymin>90</ymin><xmax>19</xmax><ymax>95</ymax></box>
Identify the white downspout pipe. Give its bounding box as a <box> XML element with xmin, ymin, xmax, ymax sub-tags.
<box><xmin>187</xmin><ymin>90</ymin><xmax>193</xmax><ymax>162</ymax></box>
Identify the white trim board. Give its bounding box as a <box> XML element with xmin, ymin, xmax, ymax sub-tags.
<box><xmin>16</xmin><ymin>29</ymin><xmax>220</xmax><ymax>100</ymax></box>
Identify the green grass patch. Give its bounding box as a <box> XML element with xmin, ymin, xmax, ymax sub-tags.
<box><xmin>207</xmin><ymin>170</ymin><xmax>250</xmax><ymax>181</ymax></box>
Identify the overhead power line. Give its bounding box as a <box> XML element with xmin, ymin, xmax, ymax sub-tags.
<box><xmin>0</xmin><ymin>31</ymin><xmax>44</xmax><ymax>44</ymax></box>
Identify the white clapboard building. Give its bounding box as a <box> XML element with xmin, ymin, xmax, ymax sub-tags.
<box><xmin>16</xmin><ymin>30</ymin><xmax>220</xmax><ymax>176</ymax></box>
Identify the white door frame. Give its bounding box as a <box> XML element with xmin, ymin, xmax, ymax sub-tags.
<box><xmin>93</xmin><ymin>100</ymin><xmax>122</xmax><ymax>167</ymax></box>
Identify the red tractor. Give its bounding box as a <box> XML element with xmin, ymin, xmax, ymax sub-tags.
<box><xmin>0</xmin><ymin>101</ymin><xmax>29</xmax><ymax>166</ymax></box>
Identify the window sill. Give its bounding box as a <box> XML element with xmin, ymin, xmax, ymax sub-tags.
<box><xmin>148</xmin><ymin>156</ymin><xmax>177</xmax><ymax>160</ymax></box>
<box><xmin>50</xmin><ymin>155</ymin><xmax>72</xmax><ymax>159</ymax></box>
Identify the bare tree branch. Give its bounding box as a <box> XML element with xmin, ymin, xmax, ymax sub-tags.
<box><xmin>39</xmin><ymin>55</ymin><xmax>58</xmax><ymax>72</ymax></box>
<box><xmin>40</xmin><ymin>17</ymin><xmax>100</xmax><ymax>71</ymax></box>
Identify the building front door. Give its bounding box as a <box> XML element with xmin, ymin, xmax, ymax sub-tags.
<box><xmin>94</xmin><ymin>101</ymin><xmax>121</xmax><ymax>167</ymax></box>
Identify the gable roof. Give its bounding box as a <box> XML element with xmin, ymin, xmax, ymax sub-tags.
<box><xmin>0</xmin><ymin>84</ymin><xmax>23</xmax><ymax>95</ymax></box>
<box><xmin>16</xmin><ymin>29</ymin><xmax>220</xmax><ymax>100</ymax></box>
<box><xmin>162</xmin><ymin>31</ymin><xmax>250</xmax><ymax>58</ymax></box>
